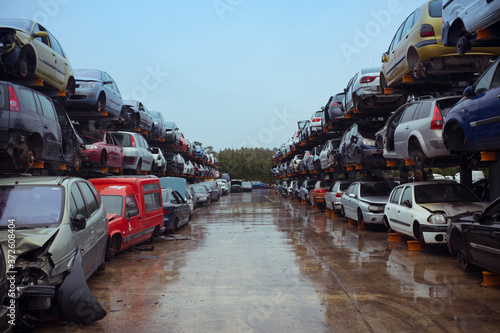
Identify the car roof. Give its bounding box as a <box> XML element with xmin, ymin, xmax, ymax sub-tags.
<box><xmin>0</xmin><ymin>176</ymin><xmax>73</xmax><ymax>186</ymax></box>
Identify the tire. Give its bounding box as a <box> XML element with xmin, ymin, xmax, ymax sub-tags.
<box><xmin>412</xmin><ymin>222</ymin><xmax>422</xmax><ymax>241</ymax></box>
<box><xmin>443</xmin><ymin>122</ymin><xmax>467</xmax><ymax>152</ymax></box>
<box><xmin>410</xmin><ymin>144</ymin><xmax>426</xmax><ymax>168</ymax></box>
<box><xmin>357</xmin><ymin>209</ymin><xmax>364</xmax><ymax>225</ymax></box>
<box><xmin>379</xmin><ymin>73</ymin><xmax>387</xmax><ymax>93</ymax></box>
<box><xmin>457</xmin><ymin>249</ymin><xmax>471</xmax><ymax>270</ymax></box>
<box><xmin>383</xmin><ymin>216</ymin><xmax>391</xmax><ymax>230</ymax></box>
<box><xmin>340</xmin><ymin>205</ymin><xmax>346</xmax><ymax>218</ymax></box>
<box><xmin>135</xmin><ymin>159</ymin><xmax>142</xmax><ymax>174</ymax></box>
<box><xmin>96</xmin><ymin>93</ymin><xmax>106</xmax><ymax>112</ymax></box>
<box><xmin>456</xmin><ymin>36</ymin><xmax>469</xmax><ymax>56</ymax></box>
<box><xmin>100</xmin><ymin>150</ymin><xmax>107</xmax><ymax>168</ymax></box>
<box><xmin>174</xmin><ymin>218</ymin><xmax>179</xmax><ymax>231</ymax></box>
<box><xmin>105</xmin><ymin>236</ymin><xmax>120</xmax><ymax>261</ymax></box>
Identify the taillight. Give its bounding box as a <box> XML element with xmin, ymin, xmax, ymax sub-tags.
<box><xmin>360</xmin><ymin>76</ymin><xmax>377</xmax><ymax>84</ymax></box>
<box><xmin>8</xmin><ymin>86</ymin><xmax>20</xmax><ymax>111</ymax></box>
<box><xmin>130</xmin><ymin>134</ymin><xmax>137</xmax><ymax>147</ymax></box>
<box><xmin>336</xmin><ymin>192</ymin><xmax>342</xmax><ymax>198</ymax></box>
<box><xmin>420</xmin><ymin>24</ymin><xmax>435</xmax><ymax>37</ymax></box>
<box><xmin>163</xmin><ymin>208</ymin><xmax>169</xmax><ymax>214</ymax></box>
<box><xmin>312</xmin><ymin>117</ymin><xmax>321</xmax><ymax>123</ymax></box>
<box><xmin>430</xmin><ymin>105</ymin><xmax>443</xmax><ymax>130</ymax></box>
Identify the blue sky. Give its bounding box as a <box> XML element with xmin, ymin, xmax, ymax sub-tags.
<box><xmin>2</xmin><ymin>0</ymin><xmax>422</xmax><ymax>151</ymax></box>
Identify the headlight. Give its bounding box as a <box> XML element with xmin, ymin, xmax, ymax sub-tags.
<box><xmin>428</xmin><ymin>213</ymin><xmax>447</xmax><ymax>224</ymax></box>
<box><xmin>79</xmin><ymin>82</ymin><xmax>97</xmax><ymax>88</ymax></box>
<box><xmin>368</xmin><ymin>205</ymin><xmax>384</xmax><ymax>212</ymax></box>
<box><xmin>85</xmin><ymin>145</ymin><xmax>98</xmax><ymax>149</ymax></box>
<box><xmin>363</xmin><ymin>138</ymin><xmax>376</xmax><ymax>146</ymax></box>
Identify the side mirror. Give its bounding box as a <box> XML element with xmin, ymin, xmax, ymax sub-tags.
<box><xmin>382</xmin><ymin>53</ymin><xmax>388</xmax><ymax>63</ymax></box>
<box><xmin>403</xmin><ymin>200</ymin><xmax>412</xmax><ymax>208</ymax></box>
<box><xmin>463</xmin><ymin>85</ymin><xmax>475</xmax><ymax>98</ymax></box>
<box><xmin>72</xmin><ymin>214</ymin><xmax>87</xmax><ymax>231</ymax></box>
<box><xmin>34</xmin><ymin>31</ymin><xmax>48</xmax><ymax>38</ymax></box>
<box><xmin>349</xmin><ymin>193</ymin><xmax>356</xmax><ymax>198</ymax></box>
<box><xmin>473</xmin><ymin>211</ymin><xmax>483</xmax><ymax>223</ymax></box>
<box><xmin>103</xmin><ymin>80</ymin><xmax>113</xmax><ymax>85</ymax></box>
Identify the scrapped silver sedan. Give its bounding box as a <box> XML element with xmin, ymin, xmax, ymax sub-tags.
<box><xmin>385</xmin><ymin>181</ymin><xmax>487</xmax><ymax>245</ymax></box>
<box><xmin>341</xmin><ymin>180</ymin><xmax>396</xmax><ymax>226</ymax></box>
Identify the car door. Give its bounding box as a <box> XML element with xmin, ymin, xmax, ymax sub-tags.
<box><xmin>343</xmin><ymin>182</ymin><xmax>359</xmax><ymax>220</ymax></box>
<box><xmin>383</xmin><ymin>105</ymin><xmax>405</xmax><ymax>155</ymax></box>
<box><xmin>103</xmin><ymin>72</ymin><xmax>121</xmax><ymax>116</ymax></box>
<box><xmin>47</xmin><ymin>31</ymin><xmax>67</xmax><ymax>87</ymax></box>
<box><xmin>466</xmin><ymin>200</ymin><xmax>500</xmax><ymax>272</ymax></box>
<box><xmin>397</xmin><ymin>186</ymin><xmax>415</xmax><ymax>237</ymax></box>
<box><xmin>31</xmin><ymin>23</ymin><xmax>55</xmax><ymax>82</ymax></box>
<box><xmin>172</xmin><ymin>190</ymin><xmax>190</xmax><ymax>227</ymax></box>
<box><xmin>465</xmin><ymin>60</ymin><xmax>500</xmax><ymax>150</ymax></box>
<box><xmin>385</xmin><ymin>186</ymin><xmax>404</xmax><ymax>232</ymax></box>
<box><xmin>103</xmin><ymin>132</ymin><xmax>119</xmax><ymax>167</ymax></box>
<box><xmin>123</xmin><ymin>195</ymin><xmax>143</xmax><ymax>244</ymax></box>
<box><xmin>394</xmin><ymin>103</ymin><xmax>419</xmax><ymax>157</ymax></box>
<box><xmin>34</xmin><ymin>92</ymin><xmax>63</xmax><ymax>161</ymax></box>
<box><xmin>383</xmin><ymin>21</ymin><xmax>405</xmax><ymax>84</ymax></box>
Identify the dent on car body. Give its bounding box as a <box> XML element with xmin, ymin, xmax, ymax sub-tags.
<box><xmin>0</xmin><ymin>228</ymin><xmax>58</xmax><ymax>259</ymax></box>
<box><xmin>57</xmin><ymin>250</ymin><xmax>106</xmax><ymax>323</ymax></box>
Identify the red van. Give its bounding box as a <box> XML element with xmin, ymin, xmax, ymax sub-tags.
<box><xmin>89</xmin><ymin>176</ymin><xmax>164</xmax><ymax>260</ymax></box>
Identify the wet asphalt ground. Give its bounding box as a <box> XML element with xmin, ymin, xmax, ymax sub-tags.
<box><xmin>37</xmin><ymin>190</ymin><xmax>500</xmax><ymax>332</ymax></box>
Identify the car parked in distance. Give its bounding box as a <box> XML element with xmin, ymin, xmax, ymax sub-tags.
<box><xmin>149</xmin><ymin>111</ymin><xmax>167</xmax><ymax>141</ymax></box>
<box><xmin>150</xmin><ymin>147</ymin><xmax>166</xmax><ymax>174</ymax></box>
<box><xmin>340</xmin><ymin>122</ymin><xmax>385</xmax><ymax>168</ymax></box>
<box><xmin>63</xmin><ymin>69</ymin><xmax>123</xmax><ymax>117</ymax></box>
<box><xmin>343</xmin><ymin>67</ymin><xmax>402</xmax><ymax>114</ymax></box>
<box><xmin>300</xmin><ymin>179</ymin><xmax>317</xmax><ymax>202</ymax></box>
<box><xmin>443</xmin><ymin>57</ymin><xmax>500</xmax><ymax>153</ymax></box>
<box><xmin>231</xmin><ymin>179</ymin><xmax>243</xmax><ymax>193</ymax></box>
<box><xmin>204</xmin><ymin>181</ymin><xmax>221</xmax><ymax>201</ymax></box>
<box><xmin>447</xmin><ymin>197</ymin><xmax>500</xmax><ymax>273</ymax></box>
<box><xmin>164</xmin><ymin>121</ymin><xmax>180</xmax><ymax>145</ymax></box>
<box><xmin>0</xmin><ymin>81</ymin><xmax>84</xmax><ymax>173</ymax></box>
<box><xmin>161</xmin><ymin>188</ymin><xmax>191</xmax><ymax>234</ymax></box>
<box><xmin>319</xmin><ymin>139</ymin><xmax>342</xmax><ymax>170</ymax></box>
<box><xmin>121</xmin><ymin>100</ymin><xmax>154</xmax><ymax>135</ymax></box>
<box><xmin>307</xmin><ymin>145</ymin><xmax>323</xmax><ymax>172</ymax></box>
<box><xmin>0</xmin><ymin>18</ymin><xmax>75</xmax><ymax>98</ymax></box>
<box><xmin>242</xmin><ymin>181</ymin><xmax>253</xmax><ymax>192</ymax></box>
<box><xmin>325</xmin><ymin>180</ymin><xmax>354</xmax><ymax>214</ymax></box>
<box><xmin>0</xmin><ymin>176</ymin><xmax>107</xmax><ymax>325</ymax></box>
<box><xmin>323</xmin><ymin>92</ymin><xmax>345</xmax><ymax>125</ymax></box>
<box><xmin>174</xmin><ymin>154</ymin><xmax>185</xmax><ymax>176</ymax></box>
<box><xmin>341</xmin><ymin>180</ymin><xmax>397</xmax><ymax>226</ymax></box>
<box><xmin>442</xmin><ymin>0</ymin><xmax>500</xmax><ymax>54</ymax></box>
<box><xmin>90</xmin><ymin>176</ymin><xmax>164</xmax><ymax>259</ymax></box>
<box><xmin>385</xmin><ymin>181</ymin><xmax>486</xmax><ymax>244</ymax></box>
<box><xmin>80</xmin><ymin>130</ymin><xmax>124</xmax><ymax>170</ymax></box>
<box><xmin>307</xmin><ymin>110</ymin><xmax>324</xmax><ymax>137</ymax></box>
<box><xmin>376</xmin><ymin>95</ymin><xmax>461</xmax><ymax>167</ymax></box>
<box><xmin>189</xmin><ymin>184</ymin><xmax>211</xmax><ymax>207</ymax></box>
<box><xmin>112</xmin><ymin>131</ymin><xmax>154</xmax><ymax>174</ymax></box>
<box><xmin>251</xmin><ymin>181</ymin><xmax>268</xmax><ymax>189</ymax></box>
<box><xmin>379</xmin><ymin>0</ymin><xmax>499</xmax><ymax>91</ymax></box>
<box><xmin>309</xmin><ymin>179</ymin><xmax>335</xmax><ymax>206</ymax></box>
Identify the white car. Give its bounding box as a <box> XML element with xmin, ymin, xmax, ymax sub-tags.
<box><xmin>150</xmin><ymin>147</ymin><xmax>166</xmax><ymax>173</ymax></box>
<box><xmin>113</xmin><ymin>131</ymin><xmax>154</xmax><ymax>174</ymax></box>
<box><xmin>384</xmin><ymin>181</ymin><xmax>486</xmax><ymax>244</ymax></box>
<box><xmin>216</xmin><ymin>179</ymin><xmax>229</xmax><ymax>195</ymax></box>
<box><xmin>442</xmin><ymin>0</ymin><xmax>500</xmax><ymax>54</ymax></box>
<box><xmin>324</xmin><ymin>180</ymin><xmax>354</xmax><ymax>214</ymax></box>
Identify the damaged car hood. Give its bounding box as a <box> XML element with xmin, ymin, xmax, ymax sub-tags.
<box><xmin>419</xmin><ymin>202</ymin><xmax>487</xmax><ymax>217</ymax></box>
<box><xmin>0</xmin><ymin>227</ymin><xmax>58</xmax><ymax>260</ymax></box>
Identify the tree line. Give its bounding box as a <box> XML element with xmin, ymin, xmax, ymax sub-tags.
<box><xmin>216</xmin><ymin>148</ymin><xmax>275</xmax><ymax>184</ymax></box>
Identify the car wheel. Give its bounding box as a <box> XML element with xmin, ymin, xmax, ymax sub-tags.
<box><xmin>100</xmin><ymin>150</ymin><xmax>107</xmax><ymax>168</ymax></box>
<box><xmin>65</xmin><ymin>77</ymin><xmax>76</xmax><ymax>100</ymax></box>
<box><xmin>412</xmin><ymin>222</ymin><xmax>422</xmax><ymax>241</ymax></box>
<box><xmin>16</xmin><ymin>55</ymin><xmax>29</xmax><ymax>77</ymax></box>
<box><xmin>456</xmin><ymin>36</ymin><xmax>469</xmax><ymax>56</ymax></box>
<box><xmin>188</xmin><ymin>213</ymin><xmax>192</xmax><ymax>222</ymax></box>
<box><xmin>443</xmin><ymin>122</ymin><xmax>467</xmax><ymax>152</ymax></box>
<box><xmin>357</xmin><ymin>209</ymin><xmax>364</xmax><ymax>225</ymax></box>
<box><xmin>174</xmin><ymin>218</ymin><xmax>179</xmax><ymax>231</ymax></box>
<box><xmin>383</xmin><ymin>216</ymin><xmax>391</xmax><ymax>230</ymax></box>
<box><xmin>457</xmin><ymin>249</ymin><xmax>471</xmax><ymax>270</ymax></box>
<box><xmin>410</xmin><ymin>144</ymin><xmax>426</xmax><ymax>168</ymax></box>
<box><xmin>135</xmin><ymin>159</ymin><xmax>142</xmax><ymax>174</ymax></box>
<box><xmin>379</xmin><ymin>73</ymin><xmax>387</xmax><ymax>93</ymax></box>
<box><xmin>354</xmin><ymin>149</ymin><xmax>362</xmax><ymax>164</ymax></box>
<box><xmin>340</xmin><ymin>205</ymin><xmax>346</xmax><ymax>218</ymax></box>
<box><xmin>105</xmin><ymin>236</ymin><xmax>120</xmax><ymax>261</ymax></box>
<box><xmin>96</xmin><ymin>93</ymin><xmax>106</xmax><ymax>112</ymax></box>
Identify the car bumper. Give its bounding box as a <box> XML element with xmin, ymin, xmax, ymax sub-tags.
<box><xmin>122</xmin><ymin>155</ymin><xmax>140</xmax><ymax>169</ymax></box>
<box><xmin>421</xmin><ymin>225</ymin><xmax>447</xmax><ymax>244</ymax></box>
<box><xmin>361</xmin><ymin>211</ymin><xmax>384</xmax><ymax>224</ymax></box>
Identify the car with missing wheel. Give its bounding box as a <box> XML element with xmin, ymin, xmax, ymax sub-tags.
<box><xmin>0</xmin><ymin>18</ymin><xmax>75</xmax><ymax>98</ymax></box>
<box><xmin>339</xmin><ymin>122</ymin><xmax>385</xmax><ymax>168</ymax></box>
<box><xmin>0</xmin><ymin>81</ymin><xmax>84</xmax><ymax>173</ymax></box>
<box><xmin>375</xmin><ymin>95</ymin><xmax>461</xmax><ymax>167</ymax></box>
<box><xmin>447</xmin><ymin>196</ymin><xmax>500</xmax><ymax>274</ymax></box>
<box><xmin>385</xmin><ymin>181</ymin><xmax>486</xmax><ymax>245</ymax></box>
<box><xmin>80</xmin><ymin>130</ymin><xmax>124</xmax><ymax>171</ymax></box>
<box><xmin>62</xmin><ymin>69</ymin><xmax>124</xmax><ymax>119</ymax></box>
<box><xmin>90</xmin><ymin>176</ymin><xmax>164</xmax><ymax>260</ymax></box>
<box><xmin>0</xmin><ymin>176</ymin><xmax>108</xmax><ymax>327</ymax></box>
<box><xmin>379</xmin><ymin>0</ymin><xmax>499</xmax><ymax>92</ymax></box>
<box><xmin>120</xmin><ymin>100</ymin><xmax>154</xmax><ymax>136</ymax></box>
<box><xmin>112</xmin><ymin>131</ymin><xmax>154</xmax><ymax>175</ymax></box>
<box><xmin>161</xmin><ymin>188</ymin><xmax>191</xmax><ymax>234</ymax></box>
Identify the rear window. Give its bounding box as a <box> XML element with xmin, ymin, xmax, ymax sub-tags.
<box><xmin>436</xmin><ymin>97</ymin><xmax>461</xmax><ymax>117</ymax></box>
<box><xmin>113</xmin><ymin>133</ymin><xmax>132</xmax><ymax>147</ymax></box>
<box><xmin>320</xmin><ymin>180</ymin><xmax>335</xmax><ymax>188</ymax></box>
<box><xmin>314</xmin><ymin>111</ymin><xmax>324</xmax><ymax>117</ymax></box>
<box><xmin>361</xmin><ymin>67</ymin><xmax>381</xmax><ymax>75</ymax></box>
<box><xmin>17</xmin><ymin>88</ymin><xmax>38</xmax><ymax>114</ymax></box>
<box><xmin>428</xmin><ymin>0</ymin><xmax>442</xmax><ymax>18</ymax></box>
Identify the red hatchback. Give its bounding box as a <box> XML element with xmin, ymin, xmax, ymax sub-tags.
<box><xmin>89</xmin><ymin>176</ymin><xmax>164</xmax><ymax>260</ymax></box>
<box><xmin>309</xmin><ymin>179</ymin><xmax>335</xmax><ymax>206</ymax></box>
<box><xmin>81</xmin><ymin>131</ymin><xmax>124</xmax><ymax>170</ymax></box>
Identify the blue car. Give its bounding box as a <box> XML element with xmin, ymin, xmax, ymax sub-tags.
<box><xmin>443</xmin><ymin>57</ymin><xmax>500</xmax><ymax>152</ymax></box>
<box><xmin>63</xmin><ymin>69</ymin><xmax>124</xmax><ymax>117</ymax></box>
<box><xmin>339</xmin><ymin>122</ymin><xmax>385</xmax><ymax>168</ymax></box>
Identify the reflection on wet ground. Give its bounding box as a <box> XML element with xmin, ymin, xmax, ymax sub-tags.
<box><xmin>38</xmin><ymin>190</ymin><xmax>500</xmax><ymax>332</ymax></box>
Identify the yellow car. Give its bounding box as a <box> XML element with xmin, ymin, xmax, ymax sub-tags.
<box><xmin>0</xmin><ymin>18</ymin><xmax>75</xmax><ymax>98</ymax></box>
<box><xmin>380</xmin><ymin>0</ymin><xmax>500</xmax><ymax>92</ymax></box>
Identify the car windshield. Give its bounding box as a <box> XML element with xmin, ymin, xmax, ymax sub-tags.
<box><xmin>320</xmin><ymin>180</ymin><xmax>335</xmax><ymax>188</ymax></box>
<box><xmin>101</xmin><ymin>195</ymin><xmax>123</xmax><ymax>217</ymax></box>
<box><xmin>74</xmin><ymin>69</ymin><xmax>102</xmax><ymax>80</ymax></box>
<box><xmin>358</xmin><ymin>124</ymin><xmax>381</xmax><ymax>138</ymax></box>
<box><xmin>112</xmin><ymin>133</ymin><xmax>132</xmax><ymax>147</ymax></box>
<box><xmin>150</xmin><ymin>112</ymin><xmax>160</xmax><ymax>120</ymax></box>
<box><xmin>428</xmin><ymin>0</ymin><xmax>442</xmax><ymax>18</ymax></box>
<box><xmin>0</xmin><ymin>185</ymin><xmax>63</xmax><ymax>228</ymax></box>
<box><xmin>243</xmin><ymin>182</ymin><xmax>251</xmax><ymax>186</ymax></box>
<box><xmin>232</xmin><ymin>181</ymin><xmax>242</xmax><ymax>186</ymax></box>
<box><xmin>193</xmin><ymin>185</ymin><xmax>207</xmax><ymax>193</ymax></box>
<box><xmin>165</xmin><ymin>122</ymin><xmax>175</xmax><ymax>130</ymax></box>
<box><xmin>415</xmin><ymin>184</ymin><xmax>480</xmax><ymax>204</ymax></box>
<box><xmin>0</xmin><ymin>18</ymin><xmax>32</xmax><ymax>32</ymax></box>
<box><xmin>361</xmin><ymin>182</ymin><xmax>394</xmax><ymax>196</ymax></box>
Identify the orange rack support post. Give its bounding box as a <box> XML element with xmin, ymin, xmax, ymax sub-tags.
<box><xmin>407</xmin><ymin>240</ymin><xmax>421</xmax><ymax>251</ymax></box>
<box><xmin>482</xmin><ymin>271</ymin><xmax>500</xmax><ymax>287</ymax></box>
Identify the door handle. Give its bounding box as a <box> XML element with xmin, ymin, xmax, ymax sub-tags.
<box><xmin>397</xmin><ymin>210</ymin><xmax>400</xmax><ymax>213</ymax></box>
<box><xmin>43</xmin><ymin>125</ymin><xmax>48</xmax><ymax>129</ymax></box>
<box><xmin>405</xmin><ymin>126</ymin><xmax>410</xmax><ymax>130</ymax></box>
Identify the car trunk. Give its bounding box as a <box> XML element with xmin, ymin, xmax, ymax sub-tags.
<box><xmin>0</xmin><ymin>83</ymin><xmax>9</xmax><ymax>143</ymax></box>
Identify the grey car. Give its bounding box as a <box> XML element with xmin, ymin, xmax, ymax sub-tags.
<box><xmin>188</xmin><ymin>184</ymin><xmax>211</xmax><ymax>207</ymax></box>
<box><xmin>121</xmin><ymin>100</ymin><xmax>154</xmax><ymax>135</ymax></box>
<box><xmin>0</xmin><ymin>176</ymin><xmax>108</xmax><ymax>326</ymax></box>
<box><xmin>341</xmin><ymin>180</ymin><xmax>397</xmax><ymax>226</ymax></box>
<box><xmin>112</xmin><ymin>131</ymin><xmax>154</xmax><ymax>174</ymax></box>
<box><xmin>375</xmin><ymin>96</ymin><xmax>461</xmax><ymax>167</ymax></box>
<box><xmin>63</xmin><ymin>69</ymin><xmax>124</xmax><ymax>117</ymax></box>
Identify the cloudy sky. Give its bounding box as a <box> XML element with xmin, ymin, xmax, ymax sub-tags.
<box><xmin>3</xmin><ymin>0</ymin><xmax>423</xmax><ymax>151</ymax></box>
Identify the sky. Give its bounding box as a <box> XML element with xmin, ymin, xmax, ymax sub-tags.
<box><xmin>2</xmin><ymin>0</ymin><xmax>424</xmax><ymax>152</ymax></box>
